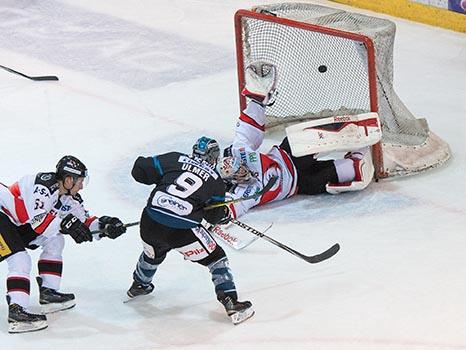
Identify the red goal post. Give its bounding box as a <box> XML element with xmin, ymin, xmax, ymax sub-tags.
<box><xmin>234</xmin><ymin>4</ymin><xmax>450</xmax><ymax>179</ymax></box>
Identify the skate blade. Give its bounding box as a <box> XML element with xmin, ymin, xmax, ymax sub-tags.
<box><xmin>230</xmin><ymin>308</ymin><xmax>255</xmax><ymax>325</ymax></box>
<box><xmin>40</xmin><ymin>300</ymin><xmax>76</xmax><ymax>314</ymax></box>
<box><xmin>8</xmin><ymin>320</ymin><xmax>48</xmax><ymax>333</ymax></box>
<box><xmin>123</xmin><ymin>294</ymin><xmax>152</xmax><ymax>304</ymax></box>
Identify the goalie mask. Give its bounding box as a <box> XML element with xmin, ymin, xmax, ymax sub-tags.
<box><xmin>192</xmin><ymin>136</ymin><xmax>220</xmax><ymax>166</ymax></box>
<box><xmin>217</xmin><ymin>156</ymin><xmax>253</xmax><ymax>183</ymax></box>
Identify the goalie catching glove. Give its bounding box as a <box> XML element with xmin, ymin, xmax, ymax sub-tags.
<box><xmin>98</xmin><ymin>216</ymin><xmax>126</xmax><ymax>239</ymax></box>
<box><xmin>241</xmin><ymin>60</ymin><xmax>278</xmax><ymax>107</ymax></box>
<box><xmin>60</xmin><ymin>214</ymin><xmax>92</xmax><ymax>243</ymax></box>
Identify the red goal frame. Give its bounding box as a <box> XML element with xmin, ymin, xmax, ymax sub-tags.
<box><xmin>234</xmin><ymin>9</ymin><xmax>386</xmax><ymax>179</ymax></box>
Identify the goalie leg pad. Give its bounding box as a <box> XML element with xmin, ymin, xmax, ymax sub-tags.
<box><xmin>333</xmin><ymin>158</ymin><xmax>355</xmax><ymax>183</ymax></box>
<box><xmin>286</xmin><ymin>112</ymin><xmax>382</xmax><ymax>157</ymax></box>
<box><xmin>326</xmin><ymin>148</ymin><xmax>374</xmax><ymax>194</ymax></box>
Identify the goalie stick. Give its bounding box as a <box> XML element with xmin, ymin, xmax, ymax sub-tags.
<box><xmin>204</xmin><ymin>176</ymin><xmax>278</xmax><ymax>210</ymax></box>
<box><xmin>231</xmin><ymin>219</ymin><xmax>340</xmax><ymax>264</ymax></box>
<box><xmin>208</xmin><ymin>222</ymin><xmax>272</xmax><ymax>250</ymax></box>
<box><xmin>0</xmin><ymin>64</ymin><xmax>59</xmax><ymax>81</ymax></box>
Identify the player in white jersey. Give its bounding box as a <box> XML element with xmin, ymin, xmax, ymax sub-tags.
<box><xmin>217</xmin><ymin>61</ymin><xmax>376</xmax><ymax>219</ymax></box>
<box><xmin>0</xmin><ymin>156</ymin><xmax>127</xmax><ymax>333</ymax></box>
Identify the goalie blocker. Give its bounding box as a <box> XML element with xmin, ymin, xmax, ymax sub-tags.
<box><xmin>286</xmin><ymin>112</ymin><xmax>381</xmax><ymax>194</ymax></box>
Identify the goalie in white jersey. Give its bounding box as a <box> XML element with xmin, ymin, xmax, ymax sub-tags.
<box><xmin>0</xmin><ymin>156</ymin><xmax>127</xmax><ymax>334</ymax></box>
<box><xmin>217</xmin><ymin>61</ymin><xmax>381</xmax><ymax>219</ymax></box>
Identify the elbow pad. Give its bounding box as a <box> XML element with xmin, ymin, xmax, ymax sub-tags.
<box><xmin>131</xmin><ymin>156</ymin><xmax>159</xmax><ymax>185</ymax></box>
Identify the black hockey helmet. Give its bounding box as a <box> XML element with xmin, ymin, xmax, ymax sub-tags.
<box><xmin>55</xmin><ymin>155</ymin><xmax>88</xmax><ymax>181</ymax></box>
<box><xmin>192</xmin><ymin>136</ymin><xmax>220</xmax><ymax>166</ymax></box>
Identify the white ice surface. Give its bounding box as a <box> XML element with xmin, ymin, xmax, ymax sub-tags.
<box><xmin>1</xmin><ymin>1</ymin><xmax>465</xmax><ymax>349</ymax></box>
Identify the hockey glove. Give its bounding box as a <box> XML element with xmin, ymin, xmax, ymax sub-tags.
<box><xmin>60</xmin><ymin>214</ymin><xmax>93</xmax><ymax>244</ymax></box>
<box><xmin>217</xmin><ymin>206</ymin><xmax>233</xmax><ymax>226</ymax></box>
<box><xmin>241</xmin><ymin>60</ymin><xmax>278</xmax><ymax>107</ymax></box>
<box><xmin>98</xmin><ymin>216</ymin><xmax>126</xmax><ymax>239</ymax></box>
<box><xmin>204</xmin><ymin>205</ymin><xmax>232</xmax><ymax>226</ymax></box>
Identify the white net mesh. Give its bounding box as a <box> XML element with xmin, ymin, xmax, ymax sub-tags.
<box><xmin>237</xmin><ymin>3</ymin><xmax>450</xmax><ymax>177</ymax></box>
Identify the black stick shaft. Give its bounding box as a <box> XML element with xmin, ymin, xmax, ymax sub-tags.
<box><xmin>231</xmin><ymin>219</ymin><xmax>340</xmax><ymax>264</ymax></box>
<box><xmin>91</xmin><ymin>221</ymin><xmax>140</xmax><ymax>235</ymax></box>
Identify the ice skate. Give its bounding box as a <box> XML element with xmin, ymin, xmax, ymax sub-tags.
<box><xmin>219</xmin><ymin>295</ymin><xmax>255</xmax><ymax>325</ymax></box>
<box><xmin>37</xmin><ymin>277</ymin><xmax>76</xmax><ymax>313</ymax></box>
<box><xmin>125</xmin><ymin>281</ymin><xmax>155</xmax><ymax>303</ymax></box>
<box><xmin>8</xmin><ymin>303</ymin><xmax>48</xmax><ymax>333</ymax></box>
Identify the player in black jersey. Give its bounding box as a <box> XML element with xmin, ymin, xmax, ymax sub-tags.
<box><xmin>127</xmin><ymin>137</ymin><xmax>254</xmax><ymax>325</ymax></box>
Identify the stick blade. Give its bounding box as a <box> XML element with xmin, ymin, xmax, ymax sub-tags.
<box><xmin>304</xmin><ymin>243</ymin><xmax>340</xmax><ymax>264</ymax></box>
<box><xmin>31</xmin><ymin>76</ymin><xmax>59</xmax><ymax>81</ymax></box>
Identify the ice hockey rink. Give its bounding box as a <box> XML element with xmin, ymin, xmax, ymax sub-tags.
<box><xmin>0</xmin><ymin>0</ymin><xmax>465</xmax><ymax>349</ymax></box>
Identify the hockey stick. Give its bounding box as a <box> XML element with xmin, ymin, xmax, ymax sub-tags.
<box><xmin>231</xmin><ymin>219</ymin><xmax>340</xmax><ymax>264</ymax></box>
<box><xmin>0</xmin><ymin>64</ymin><xmax>59</xmax><ymax>81</ymax></box>
<box><xmin>90</xmin><ymin>221</ymin><xmax>140</xmax><ymax>236</ymax></box>
<box><xmin>204</xmin><ymin>176</ymin><xmax>278</xmax><ymax>210</ymax></box>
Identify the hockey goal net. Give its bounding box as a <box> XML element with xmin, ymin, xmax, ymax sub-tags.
<box><xmin>235</xmin><ymin>3</ymin><xmax>450</xmax><ymax>178</ymax></box>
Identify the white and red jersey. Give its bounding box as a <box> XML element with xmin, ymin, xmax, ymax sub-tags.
<box><xmin>0</xmin><ymin>172</ymin><xmax>99</xmax><ymax>246</ymax></box>
<box><xmin>227</xmin><ymin>102</ymin><xmax>298</xmax><ymax>218</ymax></box>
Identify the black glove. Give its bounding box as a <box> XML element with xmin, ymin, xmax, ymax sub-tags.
<box><xmin>98</xmin><ymin>216</ymin><xmax>126</xmax><ymax>239</ymax></box>
<box><xmin>60</xmin><ymin>214</ymin><xmax>92</xmax><ymax>243</ymax></box>
<box><xmin>217</xmin><ymin>206</ymin><xmax>232</xmax><ymax>225</ymax></box>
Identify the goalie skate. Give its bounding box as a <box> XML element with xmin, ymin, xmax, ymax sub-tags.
<box><xmin>8</xmin><ymin>303</ymin><xmax>48</xmax><ymax>334</ymax></box>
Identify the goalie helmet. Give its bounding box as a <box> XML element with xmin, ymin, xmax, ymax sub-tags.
<box><xmin>192</xmin><ymin>136</ymin><xmax>220</xmax><ymax>166</ymax></box>
<box><xmin>56</xmin><ymin>155</ymin><xmax>88</xmax><ymax>181</ymax></box>
<box><xmin>217</xmin><ymin>156</ymin><xmax>252</xmax><ymax>183</ymax></box>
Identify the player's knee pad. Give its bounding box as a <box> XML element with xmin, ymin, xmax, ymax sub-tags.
<box><xmin>6</xmin><ymin>251</ymin><xmax>32</xmax><ymax>277</ymax></box>
<box><xmin>143</xmin><ymin>251</ymin><xmax>165</xmax><ymax>265</ymax></box>
<box><xmin>141</xmin><ymin>241</ymin><xmax>166</xmax><ymax>265</ymax></box>
<box><xmin>39</xmin><ymin>234</ymin><xmax>65</xmax><ymax>260</ymax></box>
<box><xmin>195</xmin><ymin>245</ymin><xmax>226</xmax><ymax>267</ymax></box>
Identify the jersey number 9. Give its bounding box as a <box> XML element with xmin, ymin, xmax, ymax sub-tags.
<box><xmin>167</xmin><ymin>172</ymin><xmax>203</xmax><ymax>199</ymax></box>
